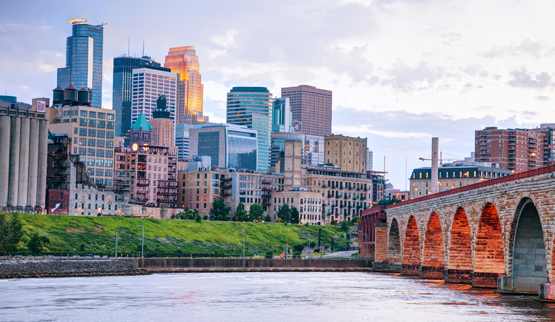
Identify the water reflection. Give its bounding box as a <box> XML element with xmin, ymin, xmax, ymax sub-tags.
<box><xmin>1</xmin><ymin>272</ymin><xmax>554</xmax><ymax>322</ymax></box>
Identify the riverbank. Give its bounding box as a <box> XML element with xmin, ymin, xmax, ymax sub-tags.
<box><xmin>0</xmin><ymin>259</ymin><xmax>149</xmax><ymax>278</ymax></box>
<box><xmin>145</xmin><ymin>267</ymin><xmax>373</xmax><ymax>273</ymax></box>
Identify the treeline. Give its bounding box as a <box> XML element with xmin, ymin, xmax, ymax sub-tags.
<box><xmin>0</xmin><ymin>213</ymin><xmax>50</xmax><ymax>255</ymax></box>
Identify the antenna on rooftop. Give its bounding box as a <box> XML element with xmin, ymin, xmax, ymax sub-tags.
<box><xmin>142</xmin><ymin>40</ymin><xmax>145</xmax><ymax>57</ymax></box>
<box><xmin>128</xmin><ymin>36</ymin><xmax>130</xmax><ymax>56</ymax></box>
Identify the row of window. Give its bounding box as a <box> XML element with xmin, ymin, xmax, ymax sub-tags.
<box><xmin>78</xmin><ymin>118</ymin><xmax>115</xmax><ymax>129</ymax></box>
<box><xmin>75</xmin><ymin>127</ymin><xmax>115</xmax><ymax>139</ymax></box>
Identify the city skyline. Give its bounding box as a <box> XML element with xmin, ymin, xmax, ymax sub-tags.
<box><xmin>2</xmin><ymin>1</ymin><xmax>555</xmax><ymax>188</ymax></box>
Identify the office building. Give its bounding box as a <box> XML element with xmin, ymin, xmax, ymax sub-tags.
<box><xmin>112</xmin><ymin>56</ymin><xmax>163</xmax><ymax>141</ymax></box>
<box><xmin>0</xmin><ymin>98</ymin><xmax>49</xmax><ymax>211</ymax></box>
<box><xmin>227</xmin><ymin>87</ymin><xmax>273</xmax><ymax>171</ymax></box>
<box><xmin>131</xmin><ymin>67</ymin><xmax>177</xmax><ymax>126</ymax></box>
<box><xmin>189</xmin><ymin>123</ymin><xmax>258</xmax><ymax>171</ymax></box>
<box><xmin>272</xmin><ymin>97</ymin><xmax>291</xmax><ymax>132</ymax></box>
<box><xmin>325</xmin><ymin>134</ymin><xmax>367</xmax><ymax>173</ymax></box>
<box><xmin>367</xmin><ymin>149</ymin><xmax>373</xmax><ymax>171</ymax></box>
<box><xmin>57</xmin><ymin>18</ymin><xmax>104</xmax><ymax>108</ymax></box>
<box><xmin>475</xmin><ymin>126</ymin><xmax>555</xmax><ymax>173</ymax></box>
<box><xmin>303</xmin><ymin>135</ymin><xmax>324</xmax><ymax>166</ymax></box>
<box><xmin>409</xmin><ymin>164</ymin><xmax>513</xmax><ymax>199</ymax></box>
<box><xmin>150</xmin><ymin>95</ymin><xmax>176</xmax><ymax>149</ymax></box>
<box><xmin>164</xmin><ymin>46</ymin><xmax>207</xmax><ymax>125</ymax></box>
<box><xmin>176</xmin><ymin>123</ymin><xmax>194</xmax><ymax>161</ymax></box>
<box><xmin>281</xmin><ymin>85</ymin><xmax>332</xmax><ymax>136</ymax></box>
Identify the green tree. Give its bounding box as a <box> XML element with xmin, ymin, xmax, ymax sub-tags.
<box><xmin>195</xmin><ymin>213</ymin><xmax>202</xmax><ymax>223</ymax></box>
<box><xmin>291</xmin><ymin>206</ymin><xmax>300</xmax><ymax>224</ymax></box>
<box><xmin>277</xmin><ymin>204</ymin><xmax>291</xmax><ymax>223</ymax></box>
<box><xmin>27</xmin><ymin>232</ymin><xmax>50</xmax><ymax>255</ymax></box>
<box><xmin>232</xmin><ymin>202</ymin><xmax>248</xmax><ymax>222</ymax></box>
<box><xmin>249</xmin><ymin>203</ymin><xmax>264</xmax><ymax>222</ymax></box>
<box><xmin>264</xmin><ymin>250</ymin><xmax>273</xmax><ymax>259</ymax></box>
<box><xmin>0</xmin><ymin>214</ymin><xmax>24</xmax><ymax>255</ymax></box>
<box><xmin>159</xmin><ymin>203</ymin><xmax>167</xmax><ymax>219</ymax></box>
<box><xmin>293</xmin><ymin>243</ymin><xmax>305</xmax><ymax>253</ymax></box>
<box><xmin>340</xmin><ymin>220</ymin><xmax>349</xmax><ymax>232</ymax></box>
<box><xmin>263</xmin><ymin>214</ymin><xmax>272</xmax><ymax>222</ymax></box>
<box><xmin>321</xmin><ymin>207</ymin><xmax>326</xmax><ymax>222</ymax></box>
<box><xmin>210</xmin><ymin>197</ymin><xmax>230</xmax><ymax>221</ymax></box>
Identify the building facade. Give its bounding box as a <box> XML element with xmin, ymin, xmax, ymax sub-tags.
<box><xmin>303</xmin><ymin>135</ymin><xmax>325</xmax><ymax>166</ymax></box>
<box><xmin>226</xmin><ymin>87</ymin><xmax>272</xmax><ymax>171</ymax></box>
<box><xmin>272</xmin><ymin>97</ymin><xmax>291</xmax><ymax>133</ymax></box>
<box><xmin>131</xmin><ymin>67</ymin><xmax>177</xmax><ymax>125</ymax></box>
<box><xmin>112</xmin><ymin>56</ymin><xmax>162</xmax><ymax>140</ymax></box>
<box><xmin>475</xmin><ymin>126</ymin><xmax>555</xmax><ymax>173</ymax></box>
<box><xmin>189</xmin><ymin>123</ymin><xmax>258</xmax><ymax>171</ymax></box>
<box><xmin>149</xmin><ymin>95</ymin><xmax>175</xmax><ymax>148</ymax></box>
<box><xmin>164</xmin><ymin>46</ymin><xmax>207</xmax><ymax>125</ymax></box>
<box><xmin>409</xmin><ymin>164</ymin><xmax>513</xmax><ymax>199</ymax></box>
<box><xmin>175</xmin><ymin>123</ymin><xmax>194</xmax><ymax>161</ymax></box>
<box><xmin>281</xmin><ymin>85</ymin><xmax>332</xmax><ymax>137</ymax></box>
<box><xmin>325</xmin><ymin>134</ymin><xmax>367</xmax><ymax>174</ymax></box>
<box><xmin>57</xmin><ymin>18</ymin><xmax>104</xmax><ymax>108</ymax></box>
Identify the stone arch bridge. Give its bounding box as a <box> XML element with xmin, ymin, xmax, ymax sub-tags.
<box><xmin>373</xmin><ymin>165</ymin><xmax>555</xmax><ymax>299</ymax></box>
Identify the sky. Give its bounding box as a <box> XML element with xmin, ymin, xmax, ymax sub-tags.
<box><xmin>2</xmin><ymin>0</ymin><xmax>555</xmax><ymax>189</ymax></box>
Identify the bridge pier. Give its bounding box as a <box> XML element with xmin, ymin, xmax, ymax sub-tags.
<box><xmin>539</xmin><ymin>283</ymin><xmax>555</xmax><ymax>301</ymax></box>
<box><xmin>498</xmin><ymin>275</ymin><xmax>546</xmax><ymax>295</ymax></box>
<box><xmin>445</xmin><ymin>269</ymin><xmax>472</xmax><ymax>284</ymax></box>
<box><xmin>473</xmin><ymin>272</ymin><xmax>503</xmax><ymax>288</ymax></box>
<box><xmin>401</xmin><ymin>264</ymin><xmax>420</xmax><ymax>276</ymax></box>
<box><xmin>421</xmin><ymin>266</ymin><xmax>444</xmax><ymax>279</ymax></box>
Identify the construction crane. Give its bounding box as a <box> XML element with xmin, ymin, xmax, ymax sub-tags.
<box><xmin>419</xmin><ymin>151</ymin><xmax>460</xmax><ymax>166</ymax></box>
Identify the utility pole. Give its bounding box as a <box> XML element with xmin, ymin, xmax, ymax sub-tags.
<box><xmin>115</xmin><ymin>231</ymin><xmax>118</xmax><ymax>258</ymax></box>
<box><xmin>318</xmin><ymin>228</ymin><xmax>321</xmax><ymax>249</ymax></box>
<box><xmin>141</xmin><ymin>225</ymin><xmax>144</xmax><ymax>259</ymax></box>
<box><xmin>242</xmin><ymin>229</ymin><xmax>245</xmax><ymax>259</ymax></box>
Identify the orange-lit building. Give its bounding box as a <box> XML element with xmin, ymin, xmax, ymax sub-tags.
<box><xmin>164</xmin><ymin>46</ymin><xmax>208</xmax><ymax>125</ymax></box>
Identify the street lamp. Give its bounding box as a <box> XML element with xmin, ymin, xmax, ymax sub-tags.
<box><xmin>136</xmin><ymin>224</ymin><xmax>144</xmax><ymax>258</ymax></box>
<box><xmin>237</xmin><ymin>228</ymin><xmax>245</xmax><ymax>259</ymax></box>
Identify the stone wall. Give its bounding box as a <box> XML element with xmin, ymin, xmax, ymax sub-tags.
<box><xmin>134</xmin><ymin>258</ymin><xmax>371</xmax><ymax>269</ymax></box>
<box><xmin>0</xmin><ymin>259</ymin><xmax>147</xmax><ymax>278</ymax></box>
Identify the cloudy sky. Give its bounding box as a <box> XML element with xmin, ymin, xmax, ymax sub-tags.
<box><xmin>2</xmin><ymin>0</ymin><xmax>555</xmax><ymax>189</ymax></box>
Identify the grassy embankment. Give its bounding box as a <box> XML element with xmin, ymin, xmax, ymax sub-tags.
<box><xmin>11</xmin><ymin>213</ymin><xmax>349</xmax><ymax>256</ymax></box>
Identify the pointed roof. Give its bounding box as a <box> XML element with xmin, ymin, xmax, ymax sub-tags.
<box><xmin>131</xmin><ymin>113</ymin><xmax>152</xmax><ymax>131</ymax></box>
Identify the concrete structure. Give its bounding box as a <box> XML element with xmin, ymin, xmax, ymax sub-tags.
<box><xmin>409</xmin><ymin>164</ymin><xmax>513</xmax><ymax>199</ymax></box>
<box><xmin>131</xmin><ymin>67</ymin><xmax>177</xmax><ymax>125</ymax></box>
<box><xmin>281</xmin><ymin>85</ymin><xmax>332</xmax><ymax>137</ymax></box>
<box><xmin>373</xmin><ymin>164</ymin><xmax>555</xmax><ymax>300</ymax></box>
<box><xmin>164</xmin><ymin>46</ymin><xmax>207</xmax><ymax>125</ymax></box>
<box><xmin>227</xmin><ymin>87</ymin><xmax>272</xmax><ymax>171</ymax></box>
<box><xmin>325</xmin><ymin>134</ymin><xmax>367</xmax><ymax>174</ymax></box>
<box><xmin>46</xmin><ymin>105</ymin><xmax>117</xmax><ymax>187</ymax></box>
<box><xmin>475</xmin><ymin>126</ymin><xmax>555</xmax><ymax>173</ymax></box>
<box><xmin>0</xmin><ymin>99</ymin><xmax>49</xmax><ymax>210</ymax></box>
<box><xmin>57</xmin><ymin>18</ymin><xmax>104</xmax><ymax>108</ymax></box>
<box><xmin>189</xmin><ymin>123</ymin><xmax>258</xmax><ymax>171</ymax></box>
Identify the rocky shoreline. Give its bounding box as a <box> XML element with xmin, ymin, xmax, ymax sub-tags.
<box><xmin>0</xmin><ymin>259</ymin><xmax>150</xmax><ymax>279</ymax></box>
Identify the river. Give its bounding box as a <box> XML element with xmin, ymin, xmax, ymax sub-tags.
<box><xmin>1</xmin><ymin>272</ymin><xmax>554</xmax><ymax>321</ymax></box>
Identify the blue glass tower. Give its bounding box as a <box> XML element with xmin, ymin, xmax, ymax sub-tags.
<box><xmin>226</xmin><ymin>87</ymin><xmax>272</xmax><ymax>171</ymax></box>
<box><xmin>57</xmin><ymin>18</ymin><xmax>104</xmax><ymax>108</ymax></box>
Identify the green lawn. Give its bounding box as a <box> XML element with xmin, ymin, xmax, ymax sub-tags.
<box><xmin>8</xmin><ymin>213</ymin><xmax>349</xmax><ymax>256</ymax></box>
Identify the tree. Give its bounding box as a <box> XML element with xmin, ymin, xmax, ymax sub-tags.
<box><xmin>291</xmin><ymin>206</ymin><xmax>300</xmax><ymax>224</ymax></box>
<box><xmin>321</xmin><ymin>207</ymin><xmax>326</xmax><ymax>222</ymax></box>
<box><xmin>27</xmin><ymin>233</ymin><xmax>50</xmax><ymax>255</ymax></box>
<box><xmin>210</xmin><ymin>197</ymin><xmax>230</xmax><ymax>221</ymax></box>
<box><xmin>340</xmin><ymin>220</ymin><xmax>349</xmax><ymax>232</ymax></box>
<box><xmin>293</xmin><ymin>243</ymin><xmax>305</xmax><ymax>253</ymax></box>
<box><xmin>249</xmin><ymin>203</ymin><xmax>264</xmax><ymax>222</ymax></box>
<box><xmin>264</xmin><ymin>250</ymin><xmax>273</xmax><ymax>259</ymax></box>
<box><xmin>195</xmin><ymin>213</ymin><xmax>202</xmax><ymax>223</ymax></box>
<box><xmin>159</xmin><ymin>203</ymin><xmax>167</xmax><ymax>219</ymax></box>
<box><xmin>277</xmin><ymin>204</ymin><xmax>291</xmax><ymax>223</ymax></box>
<box><xmin>263</xmin><ymin>215</ymin><xmax>272</xmax><ymax>222</ymax></box>
<box><xmin>0</xmin><ymin>214</ymin><xmax>24</xmax><ymax>255</ymax></box>
<box><xmin>232</xmin><ymin>202</ymin><xmax>248</xmax><ymax>222</ymax></box>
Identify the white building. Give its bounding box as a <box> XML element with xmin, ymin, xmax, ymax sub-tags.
<box><xmin>131</xmin><ymin>68</ymin><xmax>178</xmax><ymax>125</ymax></box>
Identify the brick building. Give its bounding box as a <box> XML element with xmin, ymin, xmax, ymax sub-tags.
<box><xmin>325</xmin><ymin>134</ymin><xmax>367</xmax><ymax>174</ymax></box>
<box><xmin>281</xmin><ymin>85</ymin><xmax>332</xmax><ymax>137</ymax></box>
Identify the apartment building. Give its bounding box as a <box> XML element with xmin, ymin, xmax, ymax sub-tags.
<box><xmin>324</xmin><ymin>134</ymin><xmax>367</xmax><ymax>174</ymax></box>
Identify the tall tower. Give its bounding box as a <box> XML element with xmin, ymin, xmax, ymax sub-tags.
<box><xmin>57</xmin><ymin>18</ymin><xmax>104</xmax><ymax>108</ymax></box>
<box><xmin>226</xmin><ymin>87</ymin><xmax>272</xmax><ymax>171</ymax></box>
<box><xmin>150</xmin><ymin>95</ymin><xmax>175</xmax><ymax>148</ymax></box>
<box><xmin>112</xmin><ymin>56</ymin><xmax>162</xmax><ymax>141</ymax></box>
<box><xmin>164</xmin><ymin>46</ymin><xmax>207</xmax><ymax>125</ymax></box>
<box><xmin>281</xmin><ymin>85</ymin><xmax>332</xmax><ymax>137</ymax></box>
<box><xmin>431</xmin><ymin>137</ymin><xmax>439</xmax><ymax>194</ymax></box>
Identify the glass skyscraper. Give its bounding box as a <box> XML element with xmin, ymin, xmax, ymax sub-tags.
<box><xmin>112</xmin><ymin>56</ymin><xmax>163</xmax><ymax>142</ymax></box>
<box><xmin>272</xmin><ymin>97</ymin><xmax>291</xmax><ymax>132</ymax></box>
<box><xmin>226</xmin><ymin>87</ymin><xmax>272</xmax><ymax>171</ymax></box>
<box><xmin>57</xmin><ymin>18</ymin><xmax>104</xmax><ymax>108</ymax></box>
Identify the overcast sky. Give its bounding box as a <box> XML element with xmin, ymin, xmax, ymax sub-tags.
<box><xmin>2</xmin><ymin>0</ymin><xmax>554</xmax><ymax>189</ymax></box>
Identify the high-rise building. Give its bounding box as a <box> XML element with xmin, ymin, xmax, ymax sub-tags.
<box><xmin>164</xmin><ymin>46</ymin><xmax>207</xmax><ymax>125</ymax></box>
<box><xmin>189</xmin><ymin>123</ymin><xmax>258</xmax><ymax>171</ymax></box>
<box><xmin>57</xmin><ymin>18</ymin><xmax>104</xmax><ymax>108</ymax></box>
<box><xmin>475</xmin><ymin>126</ymin><xmax>555</xmax><ymax>173</ymax></box>
<box><xmin>367</xmin><ymin>149</ymin><xmax>373</xmax><ymax>171</ymax></box>
<box><xmin>303</xmin><ymin>135</ymin><xmax>324</xmax><ymax>166</ymax></box>
<box><xmin>281</xmin><ymin>85</ymin><xmax>332</xmax><ymax>137</ymax></box>
<box><xmin>149</xmin><ymin>95</ymin><xmax>176</xmax><ymax>150</ymax></box>
<box><xmin>131</xmin><ymin>68</ymin><xmax>177</xmax><ymax>126</ymax></box>
<box><xmin>325</xmin><ymin>134</ymin><xmax>367</xmax><ymax>174</ymax></box>
<box><xmin>175</xmin><ymin>123</ymin><xmax>194</xmax><ymax>161</ymax></box>
<box><xmin>272</xmin><ymin>98</ymin><xmax>291</xmax><ymax>132</ymax></box>
<box><xmin>227</xmin><ymin>87</ymin><xmax>273</xmax><ymax>171</ymax></box>
<box><xmin>112</xmin><ymin>56</ymin><xmax>162</xmax><ymax>141</ymax></box>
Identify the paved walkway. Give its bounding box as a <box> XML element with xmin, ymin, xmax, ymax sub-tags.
<box><xmin>320</xmin><ymin>251</ymin><xmax>358</xmax><ymax>259</ymax></box>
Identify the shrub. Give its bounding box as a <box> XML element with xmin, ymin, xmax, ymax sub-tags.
<box><xmin>264</xmin><ymin>250</ymin><xmax>273</xmax><ymax>259</ymax></box>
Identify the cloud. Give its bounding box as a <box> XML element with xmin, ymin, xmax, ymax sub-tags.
<box><xmin>483</xmin><ymin>38</ymin><xmax>547</xmax><ymax>58</ymax></box>
<box><xmin>380</xmin><ymin>61</ymin><xmax>451</xmax><ymax>91</ymax></box>
<box><xmin>535</xmin><ymin>95</ymin><xmax>549</xmax><ymax>101</ymax></box>
<box><xmin>508</xmin><ymin>69</ymin><xmax>552</xmax><ymax>89</ymax></box>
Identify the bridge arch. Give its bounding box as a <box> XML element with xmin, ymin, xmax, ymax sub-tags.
<box><xmin>387</xmin><ymin>218</ymin><xmax>401</xmax><ymax>264</ymax></box>
<box><xmin>422</xmin><ymin>212</ymin><xmax>445</xmax><ymax>279</ymax></box>
<box><xmin>447</xmin><ymin>207</ymin><xmax>472</xmax><ymax>284</ymax></box>
<box><xmin>503</xmin><ymin>198</ymin><xmax>547</xmax><ymax>293</ymax></box>
<box><xmin>474</xmin><ymin>203</ymin><xmax>504</xmax><ymax>287</ymax></box>
<box><xmin>402</xmin><ymin>216</ymin><xmax>421</xmax><ymax>276</ymax></box>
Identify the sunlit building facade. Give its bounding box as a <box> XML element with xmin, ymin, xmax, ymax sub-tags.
<box><xmin>131</xmin><ymin>68</ymin><xmax>177</xmax><ymax>125</ymax></box>
<box><xmin>164</xmin><ymin>46</ymin><xmax>207</xmax><ymax>125</ymax></box>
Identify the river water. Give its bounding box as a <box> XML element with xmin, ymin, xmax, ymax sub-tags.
<box><xmin>1</xmin><ymin>272</ymin><xmax>554</xmax><ymax>322</ymax></box>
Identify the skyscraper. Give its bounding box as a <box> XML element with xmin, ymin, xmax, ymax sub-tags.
<box><xmin>57</xmin><ymin>18</ymin><xmax>104</xmax><ymax>108</ymax></box>
<box><xmin>281</xmin><ymin>85</ymin><xmax>332</xmax><ymax>137</ymax></box>
<box><xmin>164</xmin><ymin>46</ymin><xmax>207</xmax><ymax>125</ymax></box>
<box><xmin>112</xmin><ymin>56</ymin><xmax>162</xmax><ymax>141</ymax></box>
<box><xmin>150</xmin><ymin>95</ymin><xmax>175</xmax><ymax>149</ymax></box>
<box><xmin>272</xmin><ymin>97</ymin><xmax>291</xmax><ymax>133</ymax></box>
<box><xmin>131</xmin><ymin>67</ymin><xmax>177</xmax><ymax>126</ymax></box>
<box><xmin>227</xmin><ymin>87</ymin><xmax>272</xmax><ymax>171</ymax></box>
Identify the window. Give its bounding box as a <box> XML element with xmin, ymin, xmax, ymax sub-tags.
<box><xmin>87</xmin><ymin>148</ymin><xmax>95</xmax><ymax>156</ymax></box>
<box><xmin>107</xmin><ymin>122</ymin><xmax>114</xmax><ymax>129</ymax></box>
<box><xmin>96</xmin><ymin>159</ymin><xmax>104</xmax><ymax>166</ymax></box>
<box><xmin>106</xmin><ymin>131</ymin><xmax>114</xmax><ymax>139</ymax></box>
<box><xmin>105</xmin><ymin>150</ymin><xmax>113</xmax><ymax>158</ymax></box>
<box><xmin>88</xmin><ymin>138</ymin><xmax>95</xmax><ymax>146</ymax></box>
<box><xmin>89</xmin><ymin>111</ymin><xmax>96</xmax><ymax>118</ymax></box>
<box><xmin>107</xmin><ymin>114</ymin><xmax>114</xmax><ymax>120</ymax></box>
<box><xmin>97</xmin><ymin>140</ymin><xmax>105</xmax><ymax>147</ymax></box>
<box><xmin>79</xmin><ymin>128</ymin><xmax>87</xmax><ymax>136</ymax></box>
<box><xmin>97</xmin><ymin>130</ymin><xmax>105</xmax><ymax>138</ymax></box>
<box><xmin>88</xmin><ymin>119</ymin><xmax>96</xmax><ymax>127</ymax></box>
<box><xmin>79</xmin><ymin>138</ymin><xmax>87</xmax><ymax>146</ymax></box>
<box><xmin>79</xmin><ymin>118</ymin><xmax>87</xmax><ymax>126</ymax></box>
<box><xmin>105</xmin><ymin>159</ymin><xmax>113</xmax><ymax>167</ymax></box>
<box><xmin>88</xmin><ymin>129</ymin><xmax>96</xmax><ymax>137</ymax></box>
<box><xmin>80</xmin><ymin>110</ymin><xmax>87</xmax><ymax>117</ymax></box>
<box><xmin>98</xmin><ymin>112</ymin><xmax>105</xmax><ymax>119</ymax></box>
<box><xmin>106</xmin><ymin>141</ymin><xmax>114</xmax><ymax>148</ymax></box>
<box><xmin>97</xmin><ymin>120</ymin><xmax>106</xmax><ymax>128</ymax></box>
<box><xmin>74</xmin><ymin>127</ymin><xmax>78</xmax><ymax>134</ymax></box>
<box><xmin>96</xmin><ymin>149</ymin><xmax>105</xmax><ymax>157</ymax></box>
